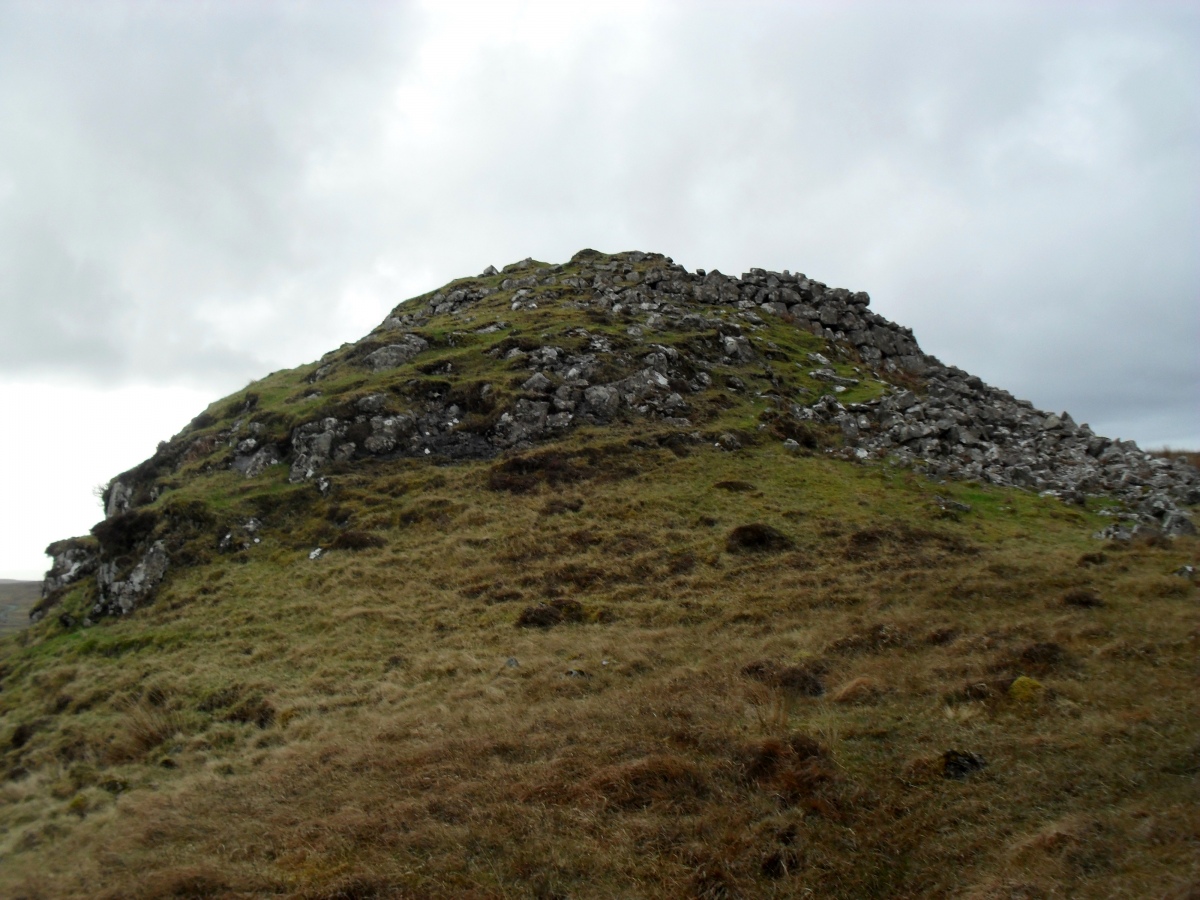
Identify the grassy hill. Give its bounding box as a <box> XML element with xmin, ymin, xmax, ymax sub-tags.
<box><xmin>1</xmin><ymin>251</ymin><xmax>1196</xmax><ymax>899</ymax></box>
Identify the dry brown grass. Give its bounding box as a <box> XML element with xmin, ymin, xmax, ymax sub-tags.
<box><xmin>0</xmin><ymin>443</ymin><xmax>1197</xmax><ymax>898</ymax></box>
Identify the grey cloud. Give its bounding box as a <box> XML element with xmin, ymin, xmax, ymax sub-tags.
<box><xmin>0</xmin><ymin>1</ymin><xmax>420</xmax><ymax>383</ymax></box>
<box><xmin>0</xmin><ymin>1</ymin><xmax>1195</xmax><ymax>446</ymax></box>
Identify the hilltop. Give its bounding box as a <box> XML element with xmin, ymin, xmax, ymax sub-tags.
<box><xmin>1</xmin><ymin>250</ymin><xmax>1197</xmax><ymax>899</ymax></box>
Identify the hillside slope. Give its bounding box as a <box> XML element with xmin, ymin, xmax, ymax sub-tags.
<box><xmin>1</xmin><ymin>250</ymin><xmax>1197</xmax><ymax>899</ymax></box>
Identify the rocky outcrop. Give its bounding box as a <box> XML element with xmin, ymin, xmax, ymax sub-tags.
<box><xmin>799</xmin><ymin>368</ymin><xmax>1199</xmax><ymax>535</ymax></box>
<box><xmin>279</xmin><ymin>251</ymin><xmax>1199</xmax><ymax>532</ymax></box>
<box><xmin>31</xmin><ymin>538</ymin><xmax>101</xmax><ymax>623</ymax></box>
<box><xmin>362</xmin><ymin>334</ymin><xmax>430</xmax><ymax>373</ymax></box>
<box><xmin>93</xmin><ymin>540</ymin><xmax>169</xmax><ymax>618</ymax></box>
<box><xmin>105</xmin><ymin>480</ymin><xmax>134</xmax><ymax>518</ymax></box>
<box><xmin>39</xmin><ymin>249</ymin><xmax>1197</xmax><ymax>622</ymax></box>
<box><xmin>41</xmin><ymin>538</ymin><xmax>99</xmax><ymax>599</ymax></box>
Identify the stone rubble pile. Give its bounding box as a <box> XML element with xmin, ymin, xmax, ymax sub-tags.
<box><xmin>364</xmin><ymin>251</ymin><xmax>1197</xmax><ymax>534</ymax></box>
<box><xmin>803</xmin><ymin>370</ymin><xmax>1198</xmax><ymax>536</ymax></box>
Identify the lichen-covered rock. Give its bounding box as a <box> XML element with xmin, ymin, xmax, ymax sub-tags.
<box><xmin>362</xmin><ymin>334</ymin><xmax>429</xmax><ymax>372</ymax></box>
<box><xmin>231</xmin><ymin>444</ymin><xmax>281</xmax><ymax>478</ymax></box>
<box><xmin>41</xmin><ymin>538</ymin><xmax>99</xmax><ymax>599</ymax></box>
<box><xmin>94</xmin><ymin>540</ymin><xmax>169</xmax><ymax>617</ymax></box>
<box><xmin>105</xmin><ymin>480</ymin><xmax>133</xmax><ymax>518</ymax></box>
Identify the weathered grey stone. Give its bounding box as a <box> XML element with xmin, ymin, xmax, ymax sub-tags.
<box><xmin>94</xmin><ymin>541</ymin><xmax>169</xmax><ymax>617</ymax></box>
<box><xmin>40</xmin><ymin>539</ymin><xmax>99</xmax><ymax>605</ymax></box>
<box><xmin>363</xmin><ymin>334</ymin><xmax>429</xmax><ymax>372</ymax></box>
<box><xmin>357</xmin><ymin>393</ymin><xmax>387</xmax><ymax>413</ymax></box>
<box><xmin>722</xmin><ymin>335</ymin><xmax>753</xmax><ymax>360</ymax></box>
<box><xmin>105</xmin><ymin>481</ymin><xmax>133</xmax><ymax>519</ymax></box>
<box><xmin>232</xmin><ymin>445</ymin><xmax>281</xmax><ymax>478</ymax></box>
<box><xmin>584</xmin><ymin>385</ymin><xmax>620</xmax><ymax>416</ymax></box>
<box><xmin>523</xmin><ymin>372</ymin><xmax>554</xmax><ymax>393</ymax></box>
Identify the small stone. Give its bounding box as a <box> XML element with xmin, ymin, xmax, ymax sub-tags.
<box><xmin>308</xmin><ymin>548</ymin><xmax>323</xmax><ymax>560</ymax></box>
<box><xmin>717</xmin><ymin>433</ymin><xmax>742</xmax><ymax>451</ymax></box>
<box><xmin>934</xmin><ymin>495</ymin><xmax>972</xmax><ymax>513</ymax></box>
<box><xmin>362</xmin><ymin>334</ymin><xmax>429</xmax><ymax>373</ymax></box>
<box><xmin>523</xmin><ymin>372</ymin><xmax>553</xmax><ymax>393</ymax></box>
<box><xmin>356</xmin><ymin>393</ymin><xmax>387</xmax><ymax>413</ymax></box>
<box><xmin>505</xmin><ymin>657</ymin><xmax>519</xmax><ymax>668</ymax></box>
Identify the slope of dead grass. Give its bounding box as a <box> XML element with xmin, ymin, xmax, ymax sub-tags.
<box><xmin>1</xmin><ymin>440</ymin><xmax>1197</xmax><ymax>899</ymax></box>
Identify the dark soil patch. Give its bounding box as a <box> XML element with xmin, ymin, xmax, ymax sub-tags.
<box><xmin>714</xmin><ymin>480</ymin><xmax>757</xmax><ymax>492</ymax></box>
<box><xmin>826</xmin><ymin>623</ymin><xmax>910</xmax><ymax>656</ymax></box>
<box><xmin>991</xmin><ymin>641</ymin><xmax>1070</xmax><ymax>677</ymax></box>
<box><xmin>1062</xmin><ymin>588</ymin><xmax>1104</xmax><ymax>608</ymax></box>
<box><xmin>943</xmin><ymin>677</ymin><xmax>1015</xmax><ymax>705</ymax></box>
<box><xmin>942</xmin><ymin>749</ymin><xmax>987</xmax><ymax>779</ymax></box>
<box><xmin>487</xmin><ymin>450</ymin><xmax>608</xmax><ymax>494</ymax></box>
<box><xmin>741</xmin><ymin>659</ymin><xmax>828</xmax><ymax>697</ymax></box>
<box><xmin>515</xmin><ymin>598</ymin><xmax>585</xmax><ymax>628</ymax></box>
<box><xmin>727</xmin><ymin>524</ymin><xmax>793</xmax><ymax>553</ymax></box>
<box><xmin>329</xmin><ymin>531</ymin><xmax>387</xmax><ymax>551</ymax></box>
<box><xmin>1016</xmin><ymin>641</ymin><xmax>1069</xmax><ymax>670</ymax></box>
<box><xmin>844</xmin><ymin>525</ymin><xmax>976</xmax><ymax>562</ymax></box>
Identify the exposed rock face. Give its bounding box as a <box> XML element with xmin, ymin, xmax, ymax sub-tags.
<box><xmin>41</xmin><ymin>539</ymin><xmax>99</xmax><ymax>599</ymax></box>
<box><xmin>94</xmin><ymin>541</ymin><xmax>169</xmax><ymax>618</ymax></box>
<box><xmin>32</xmin><ymin>538</ymin><xmax>101</xmax><ymax>623</ymax></box>
<box><xmin>105</xmin><ymin>480</ymin><xmax>133</xmax><ymax>518</ymax></box>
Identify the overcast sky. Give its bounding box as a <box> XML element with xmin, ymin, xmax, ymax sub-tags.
<box><xmin>1</xmin><ymin>0</ymin><xmax>1197</xmax><ymax>578</ymax></box>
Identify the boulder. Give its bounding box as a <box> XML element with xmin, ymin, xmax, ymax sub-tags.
<box><xmin>363</xmin><ymin>334</ymin><xmax>429</xmax><ymax>372</ymax></box>
<box><xmin>94</xmin><ymin>541</ymin><xmax>170</xmax><ymax>617</ymax></box>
